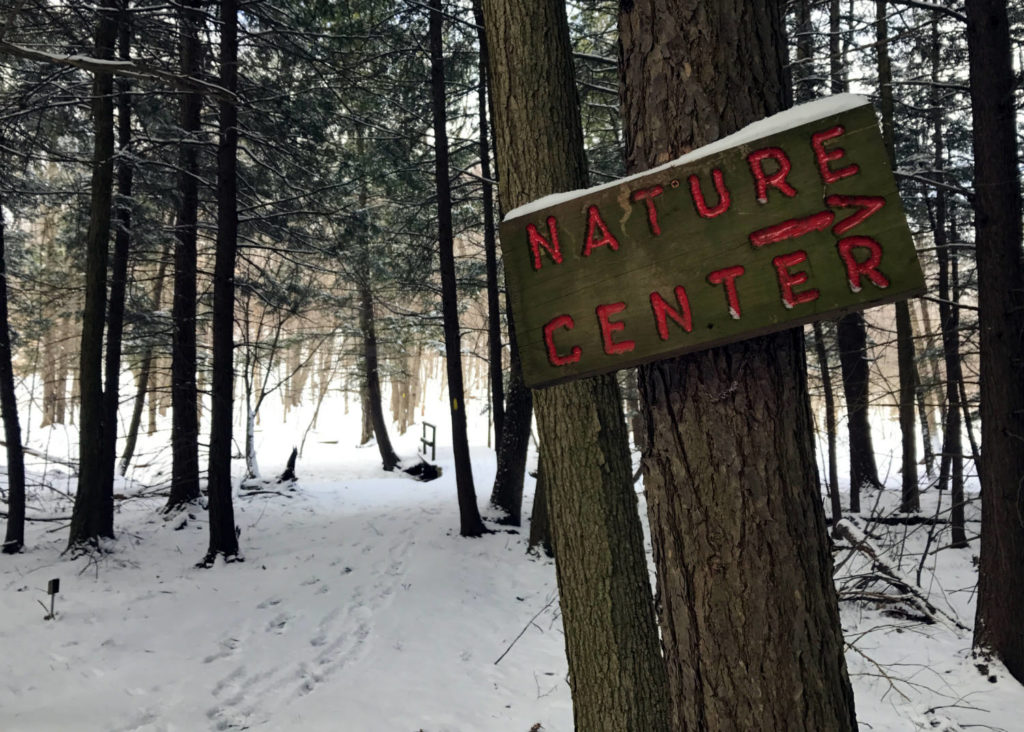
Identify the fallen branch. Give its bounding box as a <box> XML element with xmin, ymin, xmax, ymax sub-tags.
<box><xmin>834</xmin><ymin>519</ymin><xmax>969</xmax><ymax>632</ymax></box>
<box><xmin>237</xmin><ymin>490</ymin><xmax>293</xmax><ymax>499</ymax></box>
<box><xmin>0</xmin><ymin>440</ymin><xmax>78</xmax><ymax>472</ymax></box>
<box><xmin>494</xmin><ymin>595</ymin><xmax>558</xmax><ymax>665</ymax></box>
<box><xmin>0</xmin><ymin>511</ymin><xmax>72</xmax><ymax>522</ymax></box>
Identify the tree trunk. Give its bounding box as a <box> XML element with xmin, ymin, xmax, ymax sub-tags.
<box><xmin>526</xmin><ymin>454</ymin><xmax>551</xmax><ymax>557</ymax></box>
<box><xmin>204</xmin><ymin>0</ymin><xmax>240</xmax><ymax>564</ymax></box>
<box><xmin>967</xmin><ymin>0</ymin><xmax>1024</xmax><ymax>684</ymax></box>
<box><xmin>0</xmin><ymin>200</ymin><xmax>26</xmax><ymax>554</ymax></box>
<box><xmin>837</xmin><ymin>312</ymin><xmax>879</xmax><ymax>511</ymax></box>
<box><xmin>929</xmin><ymin>18</ymin><xmax>966</xmax><ymax>546</ymax></box>
<box><xmin>245</xmin><ymin>403</ymin><xmax>259</xmax><ymax>480</ymax></box>
<box><xmin>98</xmin><ymin>4</ymin><xmax>134</xmax><ymax>533</ymax></box>
<box><xmin>120</xmin><ymin>246</ymin><xmax>170</xmax><ymax>475</ymax></box>
<box><xmin>165</xmin><ymin>0</ymin><xmax>203</xmax><ymax>512</ymax></box>
<box><xmin>472</xmin><ymin>0</ymin><xmax>504</xmax><ymax>451</ymax></box>
<box><xmin>813</xmin><ymin>322</ymin><xmax>842</xmax><ymax>526</ymax></box>
<box><xmin>429</xmin><ymin>0</ymin><xmax>485</xmax><ymax>537</ymax></box>
<box><xmin>620</xmin><ymin>1</ymin><xmax>857</xmax><ymax>729</ymax></box>
<box><xmin>359</xmin><ymin>380</ymin><xmax>373</xmax><ymax>445</ymax></box>
<box><xmin>488</xmin><ymin>306</ymin><xmax>531</xmax><ymax>524</ymax></box>
<box><xmin>829</xmin><ymin>0</ymin><xmax>878</xmax><ymax>514</ymax></box>
<box><xmin>482</xmin><ymin>0</ymin><xmax>671</xmax><ymax>728</ymax></box>
<box><xmin>68</xmin><ymin>0</ymin><xmax>118</xmax><ymax>549</ymax></box>
<box><xmin>794</xmin><ymin>0</ymin><xmax>841</xmax><ymax>525</ymax></box>
<box><xmin>877</xmin><ymin>0</ymin><xmax>919</xmax><ymax>513</ymax></box>
<box><xmin>916</xmin><ymin>298</ymin><xmax>942</xmax><ymax>454</ymax></box>
<box><xmin>359</xmin><ymin>278</ymin><xmax>399</xmax><ymax>471</ymax></box>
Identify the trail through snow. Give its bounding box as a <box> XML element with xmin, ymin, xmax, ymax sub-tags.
<box><xmin>2</xmin><ymin>395</ymin><xmax>1024</xmax><ymax>731</ymax></box>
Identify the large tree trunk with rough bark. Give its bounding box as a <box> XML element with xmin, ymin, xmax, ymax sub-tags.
<box><xmin>429</xmin><ymin>0</ymin><xmax>486</xmax><ymax>537</ymax></box>
<box><xmin>99</xmin><ymin>5</ymin><xmax>134</xmax><ymax>533</ymax></box>
<box><xmin>203</xmin><ymin>0</ymin><xmax>240</xmax><ymax>564</ymax></box>
<box><xmin>481</xmin><ymin>0</ymin><xmax>670</xmax><ymax>728</ymax></box>
<box><xmin>68</xmin><ymin>0</ymin><xmax>119</xmax><ymax>549</ymax></box>
<box><xmin>966</xmin><ymin>0</ymin><xmax>1024</xmax><ymax>684</ymax></box>
<box><xmin>619</xmin><ymin>1</ymin><xmax>857</xmax><ymax>729</ymax></box>
<box><xmin>166</xmin><ymin>0</ymin><xmax>203</xmax><ymax>512</ymax></box>
<box><xmin>0</xmin><ymin>200</ymin><xmax>26</xmax><ymax>554</ymax></box>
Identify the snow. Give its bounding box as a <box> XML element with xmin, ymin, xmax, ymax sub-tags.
<box><xmin>2</xmin><ymin>376</ymin><xmax>1023</xmax><ymax>731</ymax></box>
<box><xmin>505</xmin><ymin>94</ymin><xmax>872</xmax><ymax>221</ymax></box>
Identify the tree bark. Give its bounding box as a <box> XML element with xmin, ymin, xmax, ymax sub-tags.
<box><xmin>165</xmin><ymin>0</ymin><xmax>203</xmax><ymax>512</ymax></box>
<box><xmin>99</xmin><ymin>2</ymin><xmax>134</xmax><ymax>533</ymax></box>
<box><xmin>0</xmin><ymin>199</ymin><xmax>26</xmax><ymax>554</ymax></box>
<box><xmin>68</xmin><ymin>0</ymin><xmax>119</xmax><ymax>549</ymax></box>
<box><xmin>482</xmin><ymin>0</ymin><xmax>671</xmax><ymax>728</ymax></box>
<box><xmin>966</xmin><ymin>0</ymin><xmax>1024</xmax><ymax>683</ymax></box>
<box><xmin>429</xmin><ymin>0</ymin><xmax>485</xmax><ymax>537</ymax></box>
<box><xmin>203</xmin><ymin>0</ymin><xmax>240</xmax><ymax>564</ymax></box>
<box><xmin>620</xmin><ymin>1</ymin><xmax>857</xmax><ymax>729</ymax></box>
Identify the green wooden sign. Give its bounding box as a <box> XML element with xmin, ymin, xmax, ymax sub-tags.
<box><xmin>500</xmin><ymin>96</ymin><xmax>925</xmax><ymax>388</ymax></box>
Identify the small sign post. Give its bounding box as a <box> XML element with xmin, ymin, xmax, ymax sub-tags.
<box><xmin>500</xmin><ymin>97</ymin><xmax>925</xmax><ymax>388</ymax></box>
<box><xmin>45</xmin><ymin>578</ymin><xmax>59</xmax><ymax>620</ymax></box>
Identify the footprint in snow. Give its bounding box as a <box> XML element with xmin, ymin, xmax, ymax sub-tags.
<box><xmin>267</xmin><ymin>612</ymin><xmax>291</xmax><ymax>634</ymax></box>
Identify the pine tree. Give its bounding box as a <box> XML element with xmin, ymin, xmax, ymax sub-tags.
<box><xmin>967</xmin><ymin>0</ymin><xmax>1024</xmax><ymax>685</ymax></box>
<box><xmin>620</xmin><ymin>0</ymin><xmax>857</xmax><ymax>727</ymax></box>
<box><xmin>481</xmin><ymin>0</ymin><xmax>671</xmax><ymax>727</ymax></box>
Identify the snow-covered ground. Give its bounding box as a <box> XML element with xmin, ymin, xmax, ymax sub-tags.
<box><xmin>1</xmin><ymin>384</ymin><xmax>1022</xmax><ymax>731</ymax></box>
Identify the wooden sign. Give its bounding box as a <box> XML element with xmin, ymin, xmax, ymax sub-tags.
<box><xmin>500</xmin><ymin>96</ymin><xmax>925</xmax><ymax>388</ymax></box>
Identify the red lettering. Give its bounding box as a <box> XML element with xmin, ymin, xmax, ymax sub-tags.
<box><xmin>582</xmin><ymin>205</ymin><xmax>620</xmax><ymax>257</ymax></box>
<box><xmin>688</xmin><ymin>169</ymin><xmax>731</xmax><ymax>218</ymax></box>
<box><xmin>749</xmin><ymin>210</ymin><xmax>835</xmax><ymax>247</ymax></box>
<box><xmin>543</xmin><ymin>315</ymin><xmax>582</xmax><ymax>366</ymax></box>
<box><xmin>772</xmin><ymin>251</ymin><xmax>820</xmax><ymax>308</ymax></box>
<box><xmin>631</xmin><ymin>185</ymin><xmax>665</xmax><ymax>235</ymax></box>
<box><xmin>747</xmin><ymin>147</ymin><xmax>797</xmax><ymax>203</ymax></box>
<box><xmin>707</xmin><ymin>265</ymin><xmax>746</xmax><ymax>319</ymax></box>
<box><xmin>596</xmin><ymin>302</ymin><xmax>635</xmax><ymax>355</ymax></box>
<box><xmin>826</xmin><ymin>195</ymin><xmax>886</xmax><ymax>235</ymax></box>
<box><xmin>837</xmin><ymin>236</ymin><xmax>890</xmax><ymax>292</ymax></box>
<box><xmin>527</xmin><ymin>216</ymin><xmax>562</xmax><ymax>271</ymax></box>
<box><xmin>649</xmin><ymin>287</ymin><xmax>693</xmax><ymax>340</ymax></box>
<box><xmin>811</xmin><ymin>126</ymin><xmax>859</xmax><ymax>184</ymax></box>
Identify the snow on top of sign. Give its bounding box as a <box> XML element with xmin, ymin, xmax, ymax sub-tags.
<box><xmin>504</xmin><ymin>93</ymin><xmax>872</xmax><ymax>222</ymax></box>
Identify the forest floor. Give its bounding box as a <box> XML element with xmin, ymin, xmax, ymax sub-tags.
<box><xmin>1</xmin><ymin>396</ymin><xmax>1022</xmax><ymax>731</ymax></box>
